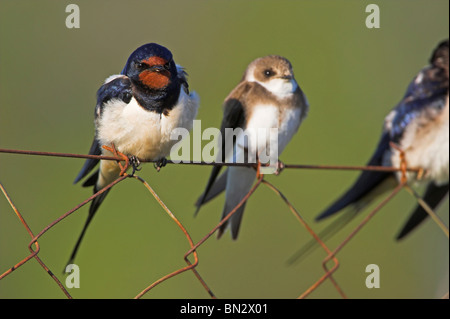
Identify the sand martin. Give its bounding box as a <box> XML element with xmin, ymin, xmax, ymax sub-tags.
<box><xmin>195</xmin><ymin>55</ymin><xmax>309</xmax><ymax>239</ymax></box>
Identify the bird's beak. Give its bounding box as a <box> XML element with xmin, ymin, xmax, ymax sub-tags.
<box><xmin>149</xmin><ymin>65</ymin><xmax>166</xmax><ymax>73</ymax></box>
<box><xmin>280</xmin><ymin>74</ymin><xmax>293</xmax><ymax>80</ymax></box>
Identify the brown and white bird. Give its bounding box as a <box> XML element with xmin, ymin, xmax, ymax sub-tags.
<box><xmin>195</xmin><ymin>55</ymin><xmax>309</xmax><ymax>239</ymax></box>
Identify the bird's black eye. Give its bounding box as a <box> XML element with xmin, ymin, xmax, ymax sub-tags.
<box><xmin>135</xmin><ymin>61</ymin><xmax>145</xmax><ymax>70</ymax></box>
<box><xmin>264</xmin><ymin>69</ymin><xmax>275</xmax><ymax>77</ymax></box>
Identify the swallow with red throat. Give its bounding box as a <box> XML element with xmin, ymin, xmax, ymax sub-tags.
<box><xmin>69</xmin><ymin>43</ymin><xmax>199</xmax><ymax>264</ymax></box>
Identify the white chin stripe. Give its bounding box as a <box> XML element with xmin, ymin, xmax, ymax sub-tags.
<box><xmin>258</xmin><ymin>78</ymin><xmax>298</xmax><ymax>98</ymax></box>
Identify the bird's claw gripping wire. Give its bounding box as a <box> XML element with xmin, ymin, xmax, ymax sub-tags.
<box><xmin>102</xmin><ymin>144</ymin><xmax>130</xmax><ymax>176</ymax></box>
<box><xmin>129</xmin><ymin>155</ymin><xmax>142</xmax><ymax>176</ymax></box>
<box><xmin>274</xmin><ymin>160</ymin><xmax>285</xmax><ymax>176</ymax></box>
<box><xmin>256</xmin><ymin>159</ymin><xmax>263</xmax><ymax>179</ymax></box>
<box><xmin>389</xmin><ymin>142</ymin><xmax>408</xmax><ymax>184</ymax></box>
<box><xmin>154</xmin><ymin>157</ymin><xmax>167</xmax><ymax>172</ymax></box>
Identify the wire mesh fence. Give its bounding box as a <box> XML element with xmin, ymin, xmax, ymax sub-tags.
<box><xmin>1</xmin><ymin>147</ymin><xmax>447</xmax><ymax>299</ymax></box>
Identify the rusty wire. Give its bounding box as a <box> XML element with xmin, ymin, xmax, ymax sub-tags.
<box><xmin>0</xmin><ymin>183</ymin><xmax>72</xmax><ymax>298</ymax></box>
<box><xmin>0</xmin><ymin>147</ymin><xmax>447</xmax><ymax>298</ymax></box>
<box><xmin>0</xmin><ymin>148</ymin><xmax>424</xmax><ymax>173</ymax></box>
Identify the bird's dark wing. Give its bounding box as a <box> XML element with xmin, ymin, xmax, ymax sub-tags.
<box><xmin>73</xmin><ymin>76</ymin><xmax>132</xmax><ymax>185</ymax></box>
<box><xmin>316</xmin><ymin>132</ymin><xmax>393</xmax><ymax>221</ymax></box>
<box><xmin>315</xmin><ymin>62</ymin><xmax>446</xmax><ymax>221</ymax></box>
<box><xmin>396</xmin><ymin>182</ymin><xmax>449</xmax><ymax>240</ymax></box>
<box><xmin>292</xmin><ymin>134</ymin><xmax>394</xmax><ymax>264</ymax></box>
<box><xmin>291</xmin><ymin>133</ymin><xmax>393</xmax><ymax>264</ymax></box>
<box><xmin>391</xmin><ymin>40</ymin><xmax>449</xmax><ymax>239</ymax></box>
<box><xmin>194</xmin><ymin>81</ymin><xmax>252</xmax><ymax>214</ymax></box>
<box><xmin>389</xmin><ymin>74</ymin><xmax>448</xmax><ymax>144</ymax></box>
<box><xmin>389</xmin><ymin>40</ymin><xmax>448</xmax><ymax>143</ymax></box>
<box><xmin>292</xmin><ymin>40</ymin><xmax>450</xmax><ymax>264</ymax></box>
<box><xmin>176</xmin><ymin>65</ymin><xmax>190</xmax><ymax>95</ymax></box>
<box><xmin>194</xmin><ymin>171</ymin><xmax>228</xmax><ymax>207</ymax></box>
<box><xmin>68</xmin><ymin>75</ymin><xmax>132</xmax><ymax>267</ymax></box>
<box><xmin>73</xmin><ymin>138</ymin><xmax>102</xmax><ymax>184</ymax></box>
<box><xmin>317</xmin><ymin>40</ymin><xmax>450</xmax><ymax>221</ymax></box>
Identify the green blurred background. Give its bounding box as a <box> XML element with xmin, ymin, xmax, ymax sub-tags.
<box><xmin>0</xmin><ymin>0</ymin><xmax>448</xmax><ymax>299</ymax></box>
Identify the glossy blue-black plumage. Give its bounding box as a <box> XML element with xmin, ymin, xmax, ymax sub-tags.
<box><xmin>121</xmin><ymin>43</ymin><xmax>173</xmax><ymax>75</ymax></box>
<box><xmin>96</xmin><ymin>76</ymin><xmax>133</xmax><ymax>113</ymax></box>
<box><xmin>315</xmin><ymin>39</ymin><xmax>449</xmax><ymax>232</ymax></box>
<box><xmin>396</xmin><ymin>182</ymin><xmax>449</xmax><ymax>240</ymax></box>
<box><xmin>122</xmin><ymin>43</ymin><xmax>181</xmax><ymax>113</ymax></box>
<box><xmin>315</xmin><ymin>133</ymin><xmax>392</xmax><ymax>221</ymax></box>
<box><xmin>389</xmin><ymin>71</ymin><xmax>448</xmax><ymax>143</ymax></box>
<box><xmin>68</xmin><ymin>76</ymin><xmax>135</xmax><ymax>267</ymax></box>
<box><xmin>73</xmin><ymin>76</ymin><xmax>132</xmax><ymax>186</ymax></box>
<box><xmin>289</xmin><ymin>40</ymin><xmax>449</xmax><ymax>265</ymax></box>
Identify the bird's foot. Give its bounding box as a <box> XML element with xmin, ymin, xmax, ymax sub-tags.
<box><xmin>154</xmin><ymin>157</ymin><xmax>167</xmax><ymax>172</ymax></box>
<box><xmin>255</xmin><ymin>158</ymin><xmax>264</xmax><ymax>180</ymax></box>
<box><xmin>273</xmin><ymin>160</ymin><xmax>285</xmax><ymax>176</ymax></box>
<box><xmin>389</xmin><ymin>142</ymin><xmax>408</xmax><ymax>184</ymax></box>
<box><xmin>102</xmin><ymin>144</ymin><xmax>129</xmax><ymax>176</ymax></box>
<box><xmin>129</xmin><ymin>155</ymin><xmax>142</xmax><ymax>176</ymax></box>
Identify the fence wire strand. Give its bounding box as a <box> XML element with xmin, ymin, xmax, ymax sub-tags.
<box><xmin>0</xmin><ymin>147</ymin><xmax>447</xmax><ymax>298</ymax></box>
<box><xmin>0</xmin><ymin>183</ymin><xmax>72</xmax><ymax>298</ymax></box>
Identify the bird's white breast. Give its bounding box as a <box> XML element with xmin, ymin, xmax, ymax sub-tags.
<box><xmin>389</xmin><ymin>97</ymin><xmax>449</xmax><ymax>185</ymax></box>
<box><xmin>97</xmin><ymin>89</ymin><xmax>199</xmax><ymax>160</ymax></box>
<box><xmin>232</xmin><ymin>104</ymin><xmax>302</xmax><ymax>163</ymax></box>
<box><xmin>277</xmin><ymin>106</ymin><xmax>304</xmax><ymax>153</ymax></box>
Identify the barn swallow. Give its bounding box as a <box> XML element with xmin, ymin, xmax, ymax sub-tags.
<box><xmin>195</xmin><ymin>55</ymin><xmax>309</xmax><ymax>239</ymax></box>
<box><xmin>68</xmin><ymin>43</ymin><xmax>199</xmax><ymax>264</ymax></box>
<box><xmin>315</xmin><ymin>39</ymin><xmax>449</xmax><ymax>240</ymax></box>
